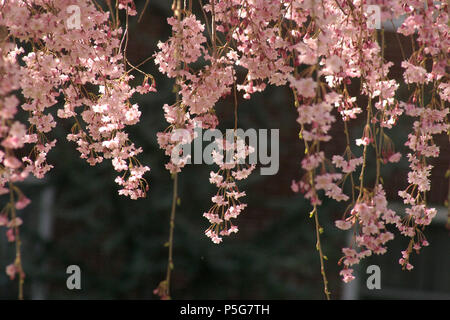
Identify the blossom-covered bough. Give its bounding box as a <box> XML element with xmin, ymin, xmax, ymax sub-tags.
<box><xmin>0</xmin><ymin>0</ymin><xmax>151</xmax><ymax>298</ymax></box>
<box><xmin>1</xmin><ymin>0</ymin><xmax>448</xmax><ymax>300</ymax></box>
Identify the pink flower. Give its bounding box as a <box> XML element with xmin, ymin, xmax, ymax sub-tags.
<box><xmin>340</xmin><ymin>268</ymin><xmax>355</xmax><ymax>283</ymax></box>
<box><xmin>228</xmin><ymin>226</ymin><xmax>238</xmax><ymax>234</ymax></box>
<box><xmin>325</xmin><ymin>55</ymin><xmax>344</xmax><ymax>73</ymax></box>
<box><xmin>4</xmin><ymin>156</ymin><xmax>22</xmax><ymax>169</ymax></box>
<box><xmin>356</xmin><ymin>137</ymin><xmax>370</xmax><ymax>146</ymax></box>
<box><xmin>335</xmin><ymin>220</ymin><xmax>352</xmax><ymax>230</ymax></box>
<box><xmin>332</xmin><ymin>155</ymin><xmax>363</xmax><ymax>173</ymax></box>
<box><xmin>387</xmin><ymin>152</ymin><xmax>401</xmax><ymax>163</ymax></box>
<box><xmin>288</xmin><ymin>76</ymin><xmax>317</xmax><ymax>98</ymax></box>
<box><xmin>401</xmin><ymin>61</ymin><xmax>428</xmax><ymax>84</ymax></box>
<box><xmin>7</xmin><ymin>218</ymin><xmax>23</xmax><ymax>228</ymax></box>
<box><xmin>6</xmin><ymin>229</ymin><xmax>15</xmax><ymax>242</ymax></box>
<box><xmin>291</xmin><ymin>180</ymin><xmax>299</xmax><ymax>193</ymax></box>
<box><xmin>301</xmin><ymin>152</ymin><xmax>324</xmax><ymax>171</ymax></box>
<box><xmin>6</xmin><ymin>264</ymin><xmax>16</xmax><ymax>280</ymax></box>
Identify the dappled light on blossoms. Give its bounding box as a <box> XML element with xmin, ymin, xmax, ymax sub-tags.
<box><xmin>1</xmin><ymin>0</ymin><xmax>448</xmax><ymax>300</ymax></box>
<box><xmin>0</xmin><ymin>0</ymin><xmax>151</xmax><ymax>197</ymax></box>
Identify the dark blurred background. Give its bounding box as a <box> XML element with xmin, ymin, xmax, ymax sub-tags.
<box><xmin>0</xmin><ymin>1</ymin><xmax>448</xmax><ymax>299</ymax></box>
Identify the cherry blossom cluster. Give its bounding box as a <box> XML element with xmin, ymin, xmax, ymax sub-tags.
<box><xmin>0</xmin><ymin>0</ymin><xmax>149</xmax><ymax>283</ymax></box>
<box><xmin>336</xmin><ymin>185</ymin><xmax>399</xmax><ymax>282</ymax></box>
<box><xmin>1</xmin><ymin>0</ymin><xmax>150</xmax><ymax>198</ymax></box>
<box><xmin>156</xmin><ymin>105</ymin><xmax>219</xmax><ymax>173</ymax></box>
<box><xmin>155</xmin><ymin>14</ymin><xmax>231</xmax><ymax>173</ymax></box>
<box><xmin>286</xmin><ymin>0</ymin><xmax>448</xmax><ymax>286</ymax></box>
<box><xmin>0</xmin><ymin>41</ymin><xmax>30</xmax><ymax>282</ymax></box>
<box><xmin>204</xmin><ymin>0</ymin><xmax>293</xmax><ymax>98</ymax></box>
<box><xmin>154</xmin><ymin>6</ymin><xmax>255</xmax><ymax>244</ymax></box>
<box><xmin>154</xmin><ymin>1</ymin><xmax>448</xmax><ymax>290</ymax></box>
<box><xmin>204</xmin><ymin>136</ymin><xmax>255</xmax><ymax>243</ymax></box>
<box><xmin>393</xmin><ymin>0</ymin><xmax>448</xmax><ymax>271</ymax></box>
<box><xmin>2</xmin><ymin>0</ymin><xmax>448</xmax><ymax>298</ymax></box>
<box><xmin>396</xmin><ymin>103</ymin><xmax>448</xmax><ymax>270</ymax></box>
